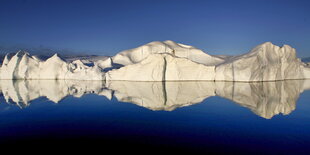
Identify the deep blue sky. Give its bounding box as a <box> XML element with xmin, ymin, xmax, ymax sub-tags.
<box><xmin>0</xmin><ymin>0</ymin><xmax>309</xmax><ymax>57</ymax></box>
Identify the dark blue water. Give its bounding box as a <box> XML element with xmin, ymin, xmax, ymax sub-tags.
<box><xmin>0</xmin><ymin>80</ymin><xmax>309</xmax><ymax>154</ymax></box>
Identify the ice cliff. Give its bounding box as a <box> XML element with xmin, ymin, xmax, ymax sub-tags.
<box><xmin>106</xmin><ymin>54</ymin><xmax>215</xmax><ymax>81</ymax></box>
<box><xmin>1</xmin><ymin>41</ymin><xmax>310</xmax><ymax>81</ymax></box>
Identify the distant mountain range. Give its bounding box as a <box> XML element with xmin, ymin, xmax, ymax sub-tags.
<box><xmin>0</xmin><ymin>46</ymin><xmax>106</xmax><ymax>63</ymax></box>
<box><xmin>0</xmin><ymin>45</ymin><xmax>81</xmax><ymax>55</ymax></box>
<box><xmin>302</xmin><ymin>57</ymin><xmax>310</xmax><ymax>63</ymax></box>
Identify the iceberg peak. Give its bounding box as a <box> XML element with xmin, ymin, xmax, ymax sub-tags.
<box><xmin>247</xmin><ymin>42</ymin><xmax>296</xmax><ymax>58</ymax></box>
<box><xmin>257</xmin><ymin>42</ymin><xmax>294</xmax><ymax>51</ymax></box>
<box><xmin>47</xmin><ymin>53</ymin><xmax>66</xmax><ymax>63</ymax></box>
<box><xmin>14</xmin><ymin>50</ymin><xmax>30</xmax><ymax>57</ymax></box>
<box><xmin>261</xmin><ymin>41</ymin><xmax>274</xmax><ymax>46</ymax></box>
<box><xmin>2</xmin><ymin>54</ymin><xmax>9</xmax><ymax>65</ymax></box>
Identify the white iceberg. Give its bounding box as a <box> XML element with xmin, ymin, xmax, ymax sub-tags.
<box><xmin>215</xmin><ymin>42</ymin><xmax>308</xmax><ymax>81</ymax></box>
<box><xmin>0</xmin><ymin>52</ymin><xmax>107</xmax><ymax>80</ymax></box>
<box><xmin>107</xmin><ymin>41</ymin><xmax>310</xmax><ymax>81</ymax></box>
<box><xmin>112</xmin><ymin>40</ymin><xmax>224</xmax><ymax>66</ymax></box>
<box><xmin>0</xmin><ymin>41</ymin><xmax>310</xmax><ymax>81</ymax></box>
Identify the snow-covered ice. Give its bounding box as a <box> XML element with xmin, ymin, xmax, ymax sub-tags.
<box><xmin>215</xmin><ymin>42</ymin><xmax>307</xmax><ymax>81</ymax></box>
<box><xmin>0</xmin><ymin>41</ymin><xmax>310</xmax><ymax>81</ymax></box>
<box><xmin>109</xmin><ymin>41</ymin><xmax>310</xmax><ymax>81</ymax></box>
<box><xmin>112</xmin><ymin>40</ymin><xmax>224</xmax><ymax>66</ymax></box>
<box><xmin>0</xmin><ymin>52</ymin><xmax>107</xmax><ymax>80</ymax></box>
<box><xmin>106</xmin><ymin>54</ymin><xmax>215</xmax><ymax>81</ymax></box>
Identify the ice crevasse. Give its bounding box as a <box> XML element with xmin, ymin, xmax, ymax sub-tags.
<box><xmin>1</xmin><ymin>40</ymin><xmax>310</xmax><ymax>81</ymax></box>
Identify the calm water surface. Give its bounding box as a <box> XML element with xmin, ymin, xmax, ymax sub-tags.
<box><xmin>0</xmin><ymin>80</ymin><xmax>309</xmax><ymax>154</ymax></box>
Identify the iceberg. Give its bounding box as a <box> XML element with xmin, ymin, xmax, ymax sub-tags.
<box><xmin>215</xmin><ymin>42</ymin><xmax>308</xmax><ymax>81</ymax></box>
<box><xmin>109</xmin><ymin>41</ymin><xmax>310</xmax><ymax>81</ymax></box>
<box><xmin>0</xmin><ymin>41</ymin><xmax>309</xmax><ymax>81</ymax></box>
<box><xmin>0</xmin><ymin>52</ymin><xmax>107</xmax><ymax>80</ymax></box>
<box><xmin>112</xmin><ymin>40</ymin><xmax>224</xmax><ymax>66</ymax></box>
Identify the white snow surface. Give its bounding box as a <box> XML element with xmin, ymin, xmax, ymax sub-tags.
<box><xmin>106</xmin><ymin>54</ymin><xmax>215</xmax><ymax>81</ymax></box>
<box><xmin>112</xmin><ymin>40</ymin><xmax>225</xmax><ymax>66</ymax></box>
<box><xmin>1</xmin><ymin>41</ymin><xmax>310</xmax><ymax>81</ymax></box>
<box><xmin>0</xmin><ymin>52</ymin><xmax>107</xmax><ymax>80</ymax></box>
<box><xmin>215</xmin><ymin>42</ymin><xmax>309</xmax><ymax>81</ymax></box>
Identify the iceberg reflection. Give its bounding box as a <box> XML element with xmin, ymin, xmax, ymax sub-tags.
<box><xmin>0</xmin><ymin>80</ymin><xmax>309</xmax><ymax>119</ymax></box>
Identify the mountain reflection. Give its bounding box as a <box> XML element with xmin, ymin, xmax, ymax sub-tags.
<box><xmin>0</xmin><ymin>80</ymin><xmax>309</xmax><ymax>119</ymax></box>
